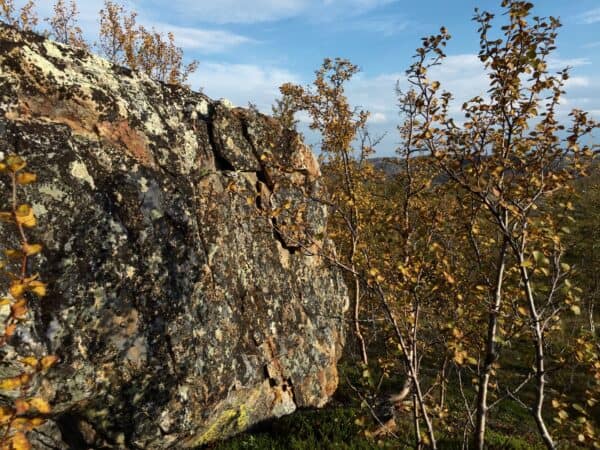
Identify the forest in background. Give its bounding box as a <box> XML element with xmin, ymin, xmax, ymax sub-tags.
<box><xmin>1</xmin><ymin>1</ymin><xmax>599</xmax><ymax>449</ymax></box>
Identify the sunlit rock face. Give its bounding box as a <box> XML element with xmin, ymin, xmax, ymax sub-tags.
<box><xmin>0</xmin><ymin>23</ymin><xmax>347</xmax><ymax>449</ymax></box>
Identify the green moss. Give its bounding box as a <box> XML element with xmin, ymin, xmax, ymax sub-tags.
<box><xmin>206</xmin><ymin>407</ymin><xmax>382</xmax><ymax>450</ymax></box>
<box><xmin>187</xmin><ymin>406</ymin><xmax>250</xmax><ymax>448</ymax></box>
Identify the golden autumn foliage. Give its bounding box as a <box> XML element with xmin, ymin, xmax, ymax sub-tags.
<box><xmin>273</xmin><ymin>2</ymin><xmax>599</xmax><ymax>449</ymax></box>
<box><xmin>0</xmin><ymin>0</ymin><xmax>197</xmax><ymax>86</ymax></box>
<box><xmin>97</xmin><ymin>0</ymin><xmax>198</xmax><ymax>85</ymax></box>
<box><xmin>0</xmin><ymin>154</ymin><xmax>57</xmax><ymax>450</ymax></box>
<box><xmin>47</xmin><ymin>0</ymin><xmax>87</xmax><ymax>49</ymax></box>
<box><xmin>0</xmin><ymin>0</ymin><xmax>37</xmax><ymax>31</ymax></box>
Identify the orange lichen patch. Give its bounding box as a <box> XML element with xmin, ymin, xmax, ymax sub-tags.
<box><xmin>6</xmin><ymin>94</ymin><xmax>100</xmax><ymax>140</ymax></box>
<box><xmin>96</xmin><ymin>120</ymin><xmax>155</xmax><ymax>167</ymax></box>
<box><xmin>7</xmin><ymin>95</ymin><xmax>154</xmax><ymax>167</ymax></box>
<box><xmin>291</xmin><ymin>137</ymin><xmax>321</xmax><ymax>179</ymax></box>
<box><xmin>320</xmin><ymin>363</ymin><xmax>339</xmax><ymax>399</ymax></box>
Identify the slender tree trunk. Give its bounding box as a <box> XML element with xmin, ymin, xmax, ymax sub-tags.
<box><xmin>474</xmin><ymin>237</ymin><xmax>508</xmax><ymax>449</ymax></box>
<box><xmin>439</xmin><ymin>357</ymin><xmax>448</xmax><ymax>410</ymax></box>
<box><xmin>517</xmin><ymin>252</ymin><xmax>555</xmax><ymax>450</ymax></box>
<box><xmin>376</xmin><ymin>285</ymin><xmax>437</xmax><ymax>449</ymax></box>
<box><xmin>413</xmin><ymin>392</ymin><xmax>422</xmax><ymax>449</ymax></box>
<box><xmin>349</xmin><ymin>233</ymin><xmax>368</xmax><ymax>366</ymax></box>
<box><xmin>353</xmin><ymin>265</ymin><xmax>368</xmax><ymax>366</ymax></box>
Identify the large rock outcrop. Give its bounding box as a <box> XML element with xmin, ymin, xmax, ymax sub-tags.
<box><xmin>0</xmin><ymin>24</ymin><xmax>347</xmax><ymax>448</ymax></box>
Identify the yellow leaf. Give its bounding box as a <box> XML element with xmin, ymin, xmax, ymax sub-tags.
<box><xmin>29</xmin><ymin>417</ymin><xmax>45</xmax><ymax>427</ymax></box>
<box><xmin>11</xmin><ymin>299</ymin><xmax>29</xmax><ymax>319</ymax></box>
<box><xmin>570</xmin><ymin>305</ymin><xmax>581</xmax><ymax>315</ymax></box>
<box><xmin>16</xmin><ymin>172</ymin><xmax>37</xmax><ymax>185</ymax></box>
<box><xmin>0</xmin><ymin>376</ymin><xmax>23</xmax><ymax>390</ymax></box>
<box><xmin>558</xmin><ymin>410</ymin><xmax>568</xmax><ymax>420</ymax></box>
<box><xmin>4</xmin><ymin>322</ymin><xmax>17</xmax><ymax>337</ymax></box>
<box><xmin>0</xmin><ymin>297</ymin><xmax>10</xmax><ymax>306</ymax></box>
<box><xmin>4</xmin><ymin>248</ymin><xmax>22</xmax><ymax>259</ymax></box>
<box><xmin>41</xmin><ymin>355</ymin><xmax>59</xmax><ymax>370</ymax></box>
<box><xmin>14</xmin><ymin>399</ymin><xmax>29</xmax><ymax>414</ymax></box>
<box><xmin>443</xmin><ymin>272</ymin><xmax>455</xmax><ymax>284</ymax></box>
<box><xmin>20</xmin><ymin>356</ymin><xmax>38</xmax><ymax>368</ymax></box>
<box><xmin>15</xmin><ymin>204</ymin><xmax>36</xmax><ymax>228</ymax></box>
<box><xmin>9</xmin><ymin>282</ymin><xmax>26</xmax><ymax>299</ymax></box>
<box><xmin>518</xmin><ymin>306</ymin><xmax>528</xmax><ymax>316</ymax></box>
<box><xmin>452</xmin><ymin>328</ymin><xmax>463</xmax><ymax>339</ymax></box>
<box><xmin>453</xmin><ymin>350</ymin><xmax>467</xmax><ymax>365</ymax></box>
<box><xmin>0</xmin><ymin>162</ymin><xmax>6</xmax><ymax>172</ymax></box>
<box><xmin>0</xmin><ymin>406</ymin><xmax>12</xmax><ymax>424</ymax></box>
<box><xmin>22</xmin><ymin>244</ymin><xmax>42</xmax><ymax>256</ymax></box>
<box><xmin>11</xmin><ymin>417</ymin><xmax>37</xmax><ymax>431</ymax></box>
<box><xmin>6</xmin><ymin>155</ymin><xmax>26</xmax><ymax>172</ymax></box>
<box><xmin>0</xmin><ymin>211</ymin><xmax>13</xmax><ymax>223</ymax></box>
<box><xmin>28</xmin><ymin>397</ymin><xmax>51</xmax><ymax>414</ymax></box>
<box><xmin>9</xmin><ymin>431</ymin><xmax>31</xmax><ymax>450</ymax></box>
<box><xmin>28</xmin><ymin>281</ymin><xmax>47</xmax><ymax>297</ymax></box>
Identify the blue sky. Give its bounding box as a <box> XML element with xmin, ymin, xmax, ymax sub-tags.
<box><xmin>14</xmin><ymin>0</ymin><xmax>600</xmax><ymax>155</ymax></box>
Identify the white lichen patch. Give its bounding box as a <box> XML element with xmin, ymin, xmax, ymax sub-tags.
<box><xmin>70</xmin><ymin>160</ymin><xmax>95</xmax><ymax>189</ymax></box>
<box><xmin>22</xmin><ymin>45</ymin><xmax>65</xmax><ymax>81</ymax></box>
<box><xmin>139</xmin><ymin>176</ymin><xmax>149</xmax><ymax>193</ymax></box>
<box><xmin>196</xmin><ymin>99</ymin><xmax>209</xmax><ymax>116</ymax></box>
<box><xmin>39</xmin><ymin>184</ymin><xmax>67</xmax><ymax>201</ymax></box>
<box><xmin>151</xmin><ymin>209</ymin><xmax>164</xmax><ymax>220</ymax></box>
<box><xmin>144</xmin><ymin>110</ymin><xmax>167</xmax><ymax>136</ymax></box>
<box><xmin>178</xmin><ymin>384</ymin><xmax>190</xmax><ymax>402</ymax></box>
<box><xmin>219</xmin><ymin>98</ymin><xmax>234</xmax><ymax>109</ymax></box>
<box><xmin>43</xmin><ymin>40</ymin><xmax>64</xmax><ymax>60</ymax></box>
<box><xmin>179</xmin><ymin>130</ymin><xmax>199</xmax><ymax>174</ymax></box>
<box><xmin>32</xmin><ymin>202</ymin><xmax>48</xmax><ymax>217</ymax></box>
<box><xmin>126</xmin><ymin>266</ymin><xmax>136</xmax><ymax>279</ymax></box>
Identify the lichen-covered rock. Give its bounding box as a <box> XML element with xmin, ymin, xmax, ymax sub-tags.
<box><xmin>0</xmin><ymin>24</ymin><xmax>347</xmax><ymax>449</ymax></box>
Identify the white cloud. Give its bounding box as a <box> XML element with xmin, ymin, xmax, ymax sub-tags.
<box><xmin>189</xmin><ymin>62</ymin><xmax>300</xmax><ymax>111</ymax></box>
<box><xmin>565</xmin><ymin>77</ymin><xmax>591</xmax><ymax>88</ymax></box>
<box><xmin>148</xmin><ymin>23</ymin><xmax>252</xmax><ymax>53</ymax></box>
<box><xmin>12</xmin><ymin>0</ymin><xmax>251</xmax><ymax>54</ymax></box>
<box><xmin>338</xmin><ymin>15</ymin><xmax>410</xmax><ymax>36</ymax></box>
<box><xmin>548</xmin><ymin>57</ymin><xmax>591</xmax><ymax>70</ymax></box>
<box><xmin>579</xmin><ymin>7</ymin><xmax>600</xmax><ymax>24</ymax></box>
<box><xmin>370</xmin><ymin>112</ymin><xmax>387</xmax><ymax>123</ymax></box>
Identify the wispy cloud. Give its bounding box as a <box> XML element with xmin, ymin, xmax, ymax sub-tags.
<box><xmin>548</xmin><ymin>57</ymin><xmax>591</xmax><ymax>70</ymax></box>
<box><xmin>149</xmin><ymin>23</ymin><xmax>252</xmax><ymax>53</ymax></box>
<box><xmin>145</xmin><ymin>0</ymin><xmax>397</xmax><ymax>24</ymax></box>
<box><xmin>578</xmin><ymin>7</ymin><xmax>600</xmax><ymax>24</ymax></box>
<box><xmin>340</xmin><ymin>15</ymin><xmax>410</xmax><ymax>36</ymax></box>
<box><xmin>12</xmin><ymin>0</ymin><xmax>252</xmax><ymax>55</ymax></box>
